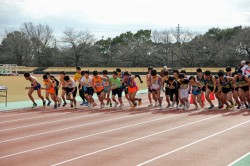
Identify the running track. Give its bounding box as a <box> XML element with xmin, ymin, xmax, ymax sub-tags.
<box><xmin>0</xmin><ymin>94</ymin><xmax>250</xmax><ymax>166</ymax></box>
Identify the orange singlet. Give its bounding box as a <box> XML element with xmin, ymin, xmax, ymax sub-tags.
<box><xmin>93</xmin><ymin>76</ymin><xmax>104</xmax><ymax>92</ymax></box>
<box><xmin>44</xmin><ymin>79</ymin><xmax>55</xmax><ymax>94</ymax></box>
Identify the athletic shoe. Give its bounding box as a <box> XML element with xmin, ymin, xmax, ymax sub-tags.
<box><xmin>70</xmin><ymin>101</ymin><xmax>73</xmax><ymax>108</ymax></box>
<box><xmin>58</xmin><ymin>103</ymin><xmax>60</xmax><ymax>107</ymax></box>
<box><xmin>176</xmin><ymin>105</ymin><xmax>180</xmax><ymax>110</ymax></box>
<box><xmin>208</xmin><ymin>105</ymin><xmax>214</xmax><ymax>109</ymax></box>
<box><xmin>179</xmin><ymin>103</ymin><xmax>183</xmax><ymax>107</ymax></box>
<box><xmin>183</xmin><ymin>105</ymin><xmax>187</xmax><ymax>110</ymax></box>
<box><xmin>54</xmin><ymin>105</ymin><xmax>57</xmax><ymax>109</ymax></box>
<box><xmin>47</xmin><ymin>101</ymin><xmax>51</xmax><ymax>106</ymax></box>
<box><xmin>43</xmin><ymin>101</ymin><xmax>46</xmax><ymax>107</ymax></box>
<box><xmin>195</xmin><ymin>105</ymin><xmax>198</xmax><ymax>110</ymax></box>
<box><xmin>119</xmin><ymin>104</ymin><xmax>124</xmax><ymax>109</ymax></box>
<box><xmin>148</xmin><ymin>103</ymin><xmax>153</xmax><ymax>107</ymax></box>
<box><xmin>74</xmin><ymin>105</ymin><xmax>77</xmax><ymax>109</ymax></box>
<box><xmin>138</xmin><ymin>98</ymin><xmax>142</xmax><ymax>106</ymax></box>
<box><xmin>101</xmin><ymin>103</ymin><xmax>104</xmax><ymax>108</ymax></box>
<box><xmin>171</xmin><ymin>102</ymin><xmax>175</xmax><ymax>108</ymax></box>
<box><xmin>225</xmin><ymin>105</ymin><xmax>230</xmax><ymax>109</ymax></box>
<box><xmin>159</xmin><ymin>105</ymin><xmax>163</xmax><ymax>110</ymax></box>
<box><xmin>130</xmin><ymin>104</ymin><xmax>135</xmax><ymax>110</ymax></box>
<box><xmin>106</xmin><ymin>101</ymin><xmax>110</xmax><ymax>106</ymax></box>
<box><xmin>166</xmin><ymin>104</ymin><xmax>171</xmax><ymax>108</ymax></box>
<box><xmin>219</xmin><ymin>104</ymin><xmax>224</xmax><ymax>109</ymax></box>
<box><xmin>88</xmin><ymin>103</ymin><xmax>92</xmax><ymax>109</ymax></box>
<box><xmin>80</xmin><ymin>101</ymin><xmax>86</xmax><ymax>106</ymax></box>
<box><xmin>92</xmin><ymin>103</ymin><xmax>97</xmax><ymax>107</ymax></box>
<box><xmin>186</xmin><ymin>102</ymin><xmax>190</xmax><ymax>108</ymax></box>
<box><xmin>154</xmin><ymin>103</ymin><xmax>159</xmax><ymax>107</ymax></box>
<box><xmin>85</xmin><ymin>102</ymin><xmax>88</xmax><ymax>106</ymax></box>
<box><xmin>31</xmin><ymin>103</ymin><xmax>37</xmax><ymax>108</ymax></box>
<box><xmin>110</xmin><ymin>102</ymin><xmax>112</xmax><ymax>107</ymax></box>
<box><xmin>114</xmin><ymin>102</ymin><xmax>118</xmax><ymax>108</ymax></box>
<box><xmin>237</xmin><ymin>104</ymin><xmax>241</xmax><ymax>109</ymax></box>
<box><xmin>62</xmin><ymin>102</ymin><xmax>67</xmax><ymax>107</ymax></box>
<box><xmin>245</xmin><ymin>103</ymin><xmax>248</xmax><ymax>108</ymax></box>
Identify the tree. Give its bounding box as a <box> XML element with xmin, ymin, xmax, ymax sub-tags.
<box><xmin>62</xmin><ymin>28</ymin><xmax>95</xmax><ymax>66</ymax></box>
<box><xmin>20</xmin><ymin>22</ymin><xmax>55</xmax><ymax>66</ymax></box>
<box><xmin>1</xmin><ymin>31</ymin><xmax>32</xmax><ymax>66</ymax></box>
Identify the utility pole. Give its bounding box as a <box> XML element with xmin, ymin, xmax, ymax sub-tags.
<box><xmin>176</xmin><ymin>24</ymin><xmax>181</xmax><ymax>43</ymax></box>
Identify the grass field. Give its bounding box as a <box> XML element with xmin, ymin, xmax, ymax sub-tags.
<box><xmin>0</xmin><ymin>75</ymin><xmax>148</xmax><ymax>103</ymax></box>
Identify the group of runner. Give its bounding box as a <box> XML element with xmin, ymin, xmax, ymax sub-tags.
<box><xmin>24</xmin><ymin>67</ymin><xmax>143</xmax><ymax>110</ymax></box>
<box><xmin>24</xmin><ymin>60</ymin><xmax>250</xmax><ymax>111</ymax></box>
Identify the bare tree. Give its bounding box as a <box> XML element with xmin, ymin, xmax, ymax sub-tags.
<box><xmin>61</xmin><ymin>28</ymin><xmax>95</xmax><ymax>66</ymax></box>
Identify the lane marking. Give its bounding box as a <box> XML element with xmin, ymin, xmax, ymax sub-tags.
<box><xmin>137</xmin><ymin>120</ymin><xmax>250</xmax><ymax>166</ymax></box>
<box><xmin>0</xmin><ymin>112</ymin><xmax>71</xmax><ymax>124</ymax></box>
<box><xmin>0</xmin><ymin>113</ymin><xmax>183</xmax><ymax>159</ymax></box>
<box><xmin>0</xmin><ymin>111</ymin><xmax>155</xmax><ymax>143</ymax></box>
<box><xmin>0</xmin><ymin>113</ymin><xmax>103</xmax><ymax>132</ymax></box>
<box><xmin>50</xmin><ymin>114</ymin><xmax>223</xmax><ymax>166</ymax></box>
<box><xmin>228</xmin><ymin>152</ymin><xmax>250</xmax><ymax>166</ymax></box>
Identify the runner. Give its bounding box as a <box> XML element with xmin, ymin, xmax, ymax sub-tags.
<box><xmin>24</xmin><ymin>73</ymin><xmax>46</xmax><ymax>108</ymax></box>
<box><xmin>59</xmin><ymin>71</ymin><xmax>67</xmax><ymax>107</ymax></box>
<box><xmin>102</xmin><ymin>70</ymin><xmax>112</xmax><ymax>107</ymax></box>
<box><xmin>217</xmin><ymin>71</ymin><xmax>234</xmax><ymax>109</ymax></box>
<box><xmin>149</xmin><ymin>69</ymin><xmax>162</xmax><ymax>109</ymax></box>
<box><xmin>204</xmin><ymin>70</ymin><xmax>217</xmax><ymax>109</ymax></box>
<box><xmin>234</xmin><ymin>70</ymin><xmax>250</xmax><ymax>109</ymax></box>
<box><xmin>178</xmin><ymin>73</ymin><xmax>190</xmax><ymax>110</ymax></box>
<box><xmin>80</xmin><ymin>70</ymin><xmax>97</xmax><ymax>109</ymax></box>
<box><xmin>42</xmin><ymin>74</ymin><xmax>57</xmax><ymax>109</ymax></box>
<box><xmin>122</xmin><ymin>71</ymin><xmax>142</xmax><ymax>110</ymax></box>
<box><xmin>196</xmin><ymin>68</ymin><xmax>206</xmax><ymax>107</ymax></box>
<box><xmin>188</xmin><ymin>76</ymin><xmax>203</xmax><ymax>109</ymax></box>
<box><xmin>63</xmin><ymin>75</ymin><xmax>77</xmax><ymax>109</ymax></box>
<box><xmin>166</xmin><ymin>76</ymin><xmax>179</xmax><ymax>109</ymax></box>
<box><xmin>225</xmin><ymin>66</ymin><xmax>239</xmax><ymax>107</ymax></box>
<box><xmin>92</xmin><ymin>70</ymin><xmax>105</xmax><ymax>108</ymax></box>
<box><xmin>49</xmin><ymin>75</ymin><xmax>62</xmax><ymax>107</ymax></box>
<box><xmin>116</xmin><ymin>68</ymin><xmax>131</xmax><ymax>106</ymax></box>
<box><xmin>74</xmin><ymin>67</ymin><xmax>87</xmax><ymax>106</ymax></box>
<box><xmin>44</xmin><ymin>72</ymin><xmax>52</xmax><ymax>106</ymax></box>
<box><xmin>146</xmin><ymin>66</ymin><xmax>156</xmax><ymax>107</ymax></box>
<box><xmin>162</xmin><ymin>71</ymin><xmax>171</xmax><ymax>108</ymax></box>
<box><xmin>109</xmin><ymin>71</ymin><xmax>123</xmax><ymax>108</ymax></box>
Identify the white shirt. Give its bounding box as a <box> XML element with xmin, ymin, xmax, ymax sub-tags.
<box><xmin>241</xmin><ymin>65</ymin><xmax>248</xmax><ymax>75</ymax></box>
<box><xmin>81</xmin><ymin>76</ymin><xmax>93</xmax><ymax>87</ymax></box>
<box><xmin>66</xmin><ymin>78</ymin><xmax>77</xmax><ymax>88</ymax></box>
<box><xmin>244</xmin><ymin>66</ymin><xmax>250</xmax><ymax>76</ymax></box>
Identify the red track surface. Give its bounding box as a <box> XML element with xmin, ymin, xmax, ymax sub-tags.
<box><xmin>0</xmin><ymin>94</ymin><xmax>250</xmax><ymax>166</ymax></box>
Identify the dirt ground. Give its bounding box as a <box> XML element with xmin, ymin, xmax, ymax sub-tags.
<box><xmin>0</xmin><ymin>75</ymin><xmax>148</xmax><ymax>103</ymax></box>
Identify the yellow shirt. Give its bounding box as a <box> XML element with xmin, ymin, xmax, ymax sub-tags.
<box><xmin>73</xmin><ymin>73</ymin><xmax>82</xmax><ymax>83</ymax></box>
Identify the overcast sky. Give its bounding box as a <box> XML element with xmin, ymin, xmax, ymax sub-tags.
<box><xmin>0</xmin><ymin>0</ymin><xmax>249</xmax><ymax>40</ymax></box>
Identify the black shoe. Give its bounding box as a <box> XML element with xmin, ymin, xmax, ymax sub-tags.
<box><xmin>62</xmin><ymin>102</ymin><xmax>67</xmax><ymax>107</ymax></box>
<box><xmin>58</xmin><ymin>103</ymin><xmax>60</xmax><ymax>107</ymax></box>
<box><xmin>237</xmin><ymin>105</ymin><xmax>241</xmax><ymax>109</ymax></box>
<box><xmin>245</xmin><ymin>103</ymin><xmax>248</xmax><ymax>108</ymax></box>
<box><xmin>43</xmin><ymin>101</ymin><xmax>46</xmax><ymax>107</ymax></box>
<box><xmin>32</xmin><ymin>103</ymin><xmax>37</xmax><ymax>108</ymax></box>
<box><xmin>47</xmin><ymin>101</ymin><xmax>51</xmax><ymax>106</ymax></box>
<box><xmin>54</xmin><ymin>105</ymin><xmax>57</xmax><ymax>109</ymax></box>
<box><xmin>71</xmin><ymin>104</ymin><xmax>73</xmax><ymax>108</ymax></box>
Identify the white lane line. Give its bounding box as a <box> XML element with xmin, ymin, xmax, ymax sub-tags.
<box><xmin>137</xmin><ymin>120</ymin><xmax>250</xmax><ymax>166</ymax></box>
<box><xmin>0</xmin><ymin>113</ymin><xmax>103</xmax><ymax>132</ymax></box>
<box><xmin>227</xmin><ymin>152</ymin><xmax>250</xmax><ymax>166</ymax></box>
<box><xmin>0</xmin><ymin>113</ymin><xmax>182</xmax><ymax>159</ymax></box>
<box><xmin>0</xmin><ymin>111</ymin><xmax>154</xmax><ymax>143</ymax></box>
<box><xmin>50</xmin><ymin>114</ymin><xmax>223</xmax><ymax>166</ymax></box>
<box><xmin>0</xmin><ymin>112</ymin><xmax>41</xmax><ymax>118</ymax></box>
<box><xmin>0</xmin><ymin>112</ymin><xmax>71</xmax><ymax>124</ymax></box>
